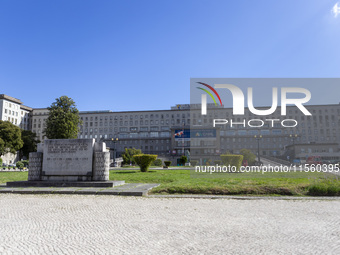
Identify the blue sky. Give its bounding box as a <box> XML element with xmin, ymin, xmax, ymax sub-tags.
<box><xmin>1</xmin><ymin>0</ymin><xmax>339</xmax><ymax>111</ymax></box>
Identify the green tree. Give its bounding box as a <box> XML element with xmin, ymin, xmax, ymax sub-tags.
<box><xmin>179</xmin><ymin>155</ymin><xmax>187</xmax><ymax>165</ymax></box>
<box><xmin>20</xmin><ymin>130</ymin><xmax>40</xmax><ymax>159</ymax></box>
<box><xmin>0</xmin><ymin>121</ymin><xmax>24</xmax><ymax>156</ymax></box>
<box><xmin>44</xmin><ymin>96</ymin><xmax>81</xmax><ymax>139</ymax></box>
<box><xmin>240</xmin><ymin>149</ymin><xmax>256</xmax><ymax>165</ymax></box>
<box><xmin>122</xmin><ymin>148</ymin><xmax>142</xmax><ymax>165</ymax></box>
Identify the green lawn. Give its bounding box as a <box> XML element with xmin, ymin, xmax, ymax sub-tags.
<box><xmin>0</xmin><ymin>171</ymin><xmax>28</xmax><ymax>184</ymax></box>
<box><xmin>110</xmin><ymin>169</ymin><xmax>340</xmax><ymax>196</ymax></box>
<box><xmin>1</xmin><ymin>169</ymin><xmax>339</xmax><ymax>196</ymax></box>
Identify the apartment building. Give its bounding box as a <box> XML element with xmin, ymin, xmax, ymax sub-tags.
<box><xmin>31</xmin><ymin>107</ymin><xmax>190</xmax><ymax>161</ymax></box>
<box><xmin>0</xmin><ymin>94</ymin><xmax>31</xmax><ymax>130</ymax></box>
<box><xmin>1</xmin><ymin>93</ymin><xmax>339</xmax><ymax>164</ymax></box>
<box><xmin>30</xmin><ymin>103</ymin><xmax>340</xmax><ymax>164</ymax></box>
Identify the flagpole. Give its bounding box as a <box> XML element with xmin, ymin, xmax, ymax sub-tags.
<box><xmin>182</xmin><ymin>122</ymin><xmax>184</xmax><ymax>156</ymax></box>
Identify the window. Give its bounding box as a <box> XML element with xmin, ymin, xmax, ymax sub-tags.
<box><xmin>140</xmin><ymin>132</ymin><xmax>149</xmax><ymax>138</ymax></box>
<box><xmin>150</xmin><ymin>132</ymin><xmax>159</xmax><ymax>138</ymax></box>
<box><xmin>129</xmin><ymin>133</ymin><xmax>138</xmax><ymax>138</ymax></box>
<box><xmin>160</xmin><ymin>132</ymin><xmax>170</xmax><ymax>137</ymax></box>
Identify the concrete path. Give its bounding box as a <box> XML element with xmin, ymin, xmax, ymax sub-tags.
<box><xmin>0</xmin><ymin>183</ymin><xmax>159</xmax><ymax>196</ymax></box>
<box><xmin>0</xmin><ymin>194</ymin><xmax>339</xmax><ymax>254</ymax></box>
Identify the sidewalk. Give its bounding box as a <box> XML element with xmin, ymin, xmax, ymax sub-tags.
<box><xmin>0</xmin><ymin>183</ymin><xmax>160</xmax><ymax>196</ymax></box>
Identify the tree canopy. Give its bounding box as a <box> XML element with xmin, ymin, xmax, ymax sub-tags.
<box><xmin>0</xmin><ymin>121</ymin><xmax>24</xmax><ymax>156</ymax></box>
<box><xmin>240</xmin><ymin>148</ymin><xmax>256</xmax><ymax>165</ymax></box>
<box><xmin>122</xmin><ymin>148</ymin><xmax>142</xmax><ymax>165</ymax></box>
<box><xmin>20</xmin><ymin>130</ymin><xmax>40</xmax><ymax>159</ymax></box>
<box><xmin>44</xmin><ymin>96</ymin><xmax>81</xmax><ymax>139</ymax></box>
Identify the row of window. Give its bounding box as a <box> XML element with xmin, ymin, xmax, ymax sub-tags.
<box><xmin>3</xmin><ymin>109</ymin><xmax>18</xmax><ymax>117</ymax></box>
<box><xmin>2</xmin><ymin>116</ymin><xmax>18</xmax><ymax>124</ymax></box>
<box><xmin>4</xmin><ymin>102</ymin><xmax>20</xmax><ymax>110</ymax></box>
<box><xmin>82</xmin><ymin>118</ymin><xmax>189</xmax><ymax>127</ymax></box>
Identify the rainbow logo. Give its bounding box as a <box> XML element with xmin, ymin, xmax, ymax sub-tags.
<box><xmin>196</xmin><ymin>82</ymin><xmax>223</xmax><ymax>106</ymax></box>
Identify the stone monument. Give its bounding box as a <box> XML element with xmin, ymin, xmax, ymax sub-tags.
<box><xmin>7</xmin><ymin>139</ymin><xmax>124</xmax><ymax>187</ymax></box>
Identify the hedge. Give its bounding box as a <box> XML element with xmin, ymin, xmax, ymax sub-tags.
<box><xmin>133</xmin><ymin>154</ymin><xmax>158</xmax><ymax>172</ymax></box>
<box><xmin>220</xmin><ymin>154</ymin><xmax>244</xmax><ymax>171</ymax></box>
<box><xmin>164</xmin><ymin>161</ymin><xmax>172</xmax><ymax>167</ymax></box>
<box><xmin>190</xmin><ymin>160</ymin><xmax>198</xmax><ymax>167</ymax></box>
<box><xmin>152</xmin><ymin>159</ymin><xmax>162</xmax><ymax>166</ymax></box>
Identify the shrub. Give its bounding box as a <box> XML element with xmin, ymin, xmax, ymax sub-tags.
<box><xmin>152</xmin><ymin>159</ymin><xmax>162</xmax><ymax>166</ymax></box>
<box><xmin>190</xmin><ymin>160</ymin><xmax>198</xmax><ymax>166</ymax></box>
<box><xmin>220</xmin><ymin>154</ymin><xmax>244</xmax><ymax>171</ymax></box>
<box><xmin>21</xmin><ymin>160</ymin><xmax>29</xmax><ymax>167</ymax></box>
<box><xmin>164</xmin><ymin>161</ymin><xmax>172</xmax><ymax>167</ymax></box>
<box><xmin>214</xmin><ymin>160</ymin><xmax>222</xmax><ymax>165</ymax></box>
<box><xmin>133</xmin><ymin>154</ymin><xmax>158</xmax><ymax>172</ymax></box>
<box><xmin>240</xmin><ymin>149</ymin><xmax>256</xmax><ymax>165</ymax></box>
<box><xmin>16</xmin><ymin>161</ymin><xmax>24</xmax><ymax>169</ymax></box>
<box><xmin>179</xmin><ymin>156</ymin><xmax>187</xmax><ymax>165</ymax></box>
<box><xmin>0</xmin><ymin>158</ymin><xmax>2</xmax><ymax>166</ymax></box>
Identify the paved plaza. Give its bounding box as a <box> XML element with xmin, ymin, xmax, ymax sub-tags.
<box><xmin>0</xmin><ymin>194</ymin><xmax>340</xmax><ymax>254</ymax></box>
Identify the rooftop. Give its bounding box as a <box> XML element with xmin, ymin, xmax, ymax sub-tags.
<box><xmin>0</xmin><ymin>94</ymin><xmax>23</xmax><ymax>105</ymax></box>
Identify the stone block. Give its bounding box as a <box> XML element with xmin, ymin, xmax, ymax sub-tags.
<box><xmin>28</xmin><ymin>152</ymin><xmax>43</xmax><ymax>181</ymax></box>
<box><xmin>42</xmin><ymin>139</ymin><xmax>94</xmax><ymax>176</ymax></box>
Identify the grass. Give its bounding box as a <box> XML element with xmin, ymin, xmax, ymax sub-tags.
<box><xmin>0</xmin><ymin>171</ymin><xmax>28</xmax><ymax>184</ymax></box>
<box><xmin>110</xmin><ymin>169</ymin><xmax>340</xmax><ymax>196</ymax></box>
<box><xmin>1</xmin><ymin>169</ymin><xmax>339</xmax><ymax>196</ymax></box>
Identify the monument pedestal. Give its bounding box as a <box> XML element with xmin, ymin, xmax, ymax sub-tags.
<box><xmin>7</xmin><ymin>139</ymin><xmax>123</xmax><ymax>187</ymax></box>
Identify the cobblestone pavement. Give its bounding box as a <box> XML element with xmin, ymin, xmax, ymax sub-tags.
<box><xmin>0</xmin><ymin>194</ymin><xmax>340</xmax><ymax>254</ymax></box>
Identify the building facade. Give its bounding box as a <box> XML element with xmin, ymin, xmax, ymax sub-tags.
<box><xmin>189</xmin><ymin>104</ymin><xmax>340</xmax><ymax>164</ymax></box>
<box><xmin>0</xmin><ymin>94</ymin><xmax>31</xmax><ymax>130</ymax></box>
<box><xmin>1</xmin><ymin>93</ymin><xmax>340</xmax><ymax>165</ymax></box>
<box><xmin>30</xmin><ymin>103</ymin><xmax>340</xmax><ymax>164</ymax></box>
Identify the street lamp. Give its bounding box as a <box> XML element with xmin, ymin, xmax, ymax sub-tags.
<box><xmin>254</xmin><ymin>135</ymin><xmax>262</xmax><ymax>164</ymax></box>
<box><xmin>112</xmin><ymin>138</ymin><xmax>119</xmax><ymax>166</ymax></box>
<box><xmin>289</xmin><ymin>134</ymin><xmax>298</xmax><ymax>162</ymax></box>
<box><xmin>289</xmin><ymin>134</ymin><xmax>298</xmax><ymax>146</ymax></box>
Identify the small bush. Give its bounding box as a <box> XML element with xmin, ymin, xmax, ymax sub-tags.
<box><xmin>220</xmin><ymin>154</ymin><xmax>244</xmax><ymax>171</ymax></box>
<box><xmin>179</xmin><ymin>156</ymin><xmax>187</xmax><ymax>165</ymax></box>
<box><xmin>164</xmin><ymin>161</ymin><xmax>172</xmax><ymax>167</ymax></box>
<box><xmin>133</xmin><ymin>154</ymin><xmax>158</xmax><ymax>172</ymax></box>
<box><xmin>16</xmin><ymin>161</ymin><xmax>24</xmax><ymax>169</ymax></box>
<box><xmin>240</xmin><ymin>149</ymin><xmax>256</xmax><ymax>165</ymax></box>
<box><xmin>152</xmin><ymin>159</ymin><xmax>163</xmax><ymax>166</ymax></box>
<box><xmin>0</xmin><ymin>158</ymin><xmax>2</xmax><ymax>166</ymax></box>
<box><xmin>21</xmin><ymin>160</ymin><xmax>29</xmax><ymax>167</ymax></box>
<box><xmin>214</xmin><ymin>160</ymin><xmax>222</xmax><ymax>165</ymax></box>
<box><xmin>190</xmin><ymin>160</ymin><xmax>198</xmax><ymax>166</ymax></box>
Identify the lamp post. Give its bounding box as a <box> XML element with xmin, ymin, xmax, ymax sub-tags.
<box><xmin>254</xmin><ymin>135</ymin><xmax>262</xmax><ymax>164</ymax></box>
<box><xmin>289</xmin><ymin>134</ymin><xmax>298</xmax><ymax>146</ymax></box>
<box><xmin>112</xmin><ymin>138</ymin><xmax>119</xmax><ymax>166</ymax></box>
<box><xmin>289</xmin><ymin>134</ymin><xmax>298</xmax><ymax>162</ymax></box>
